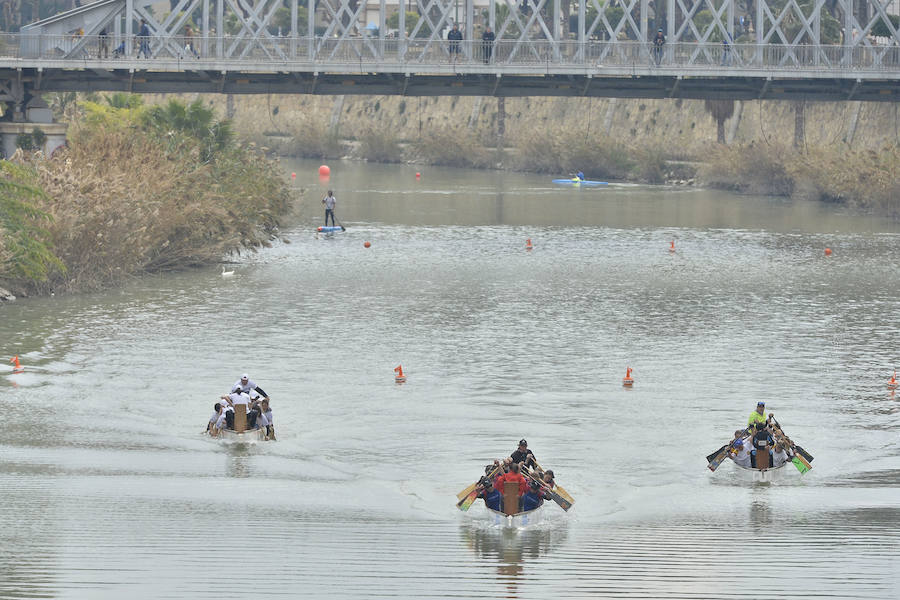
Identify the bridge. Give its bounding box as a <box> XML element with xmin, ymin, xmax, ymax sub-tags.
<box><xmin>0</xmin><ymin>0</ymin><xmax>899</xmax><ymax>114</ymax></box>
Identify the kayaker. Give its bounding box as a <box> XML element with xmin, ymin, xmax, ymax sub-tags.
<box><xmin>510</xmin><ymin>439</ymin><xmax>537</xmax><ymax>468</ymax></box>
<box><xmin>231</xmin><ymin>373</ymin><xmax>270</xmax><ymax>401</ymax></box>
<box><xmin>748</xmin><ymin>401</ymin><xmax>768</xmax><ymax>429</ymax></box>
<box><xmin>322</xmin><ymin>190</ymin><xmax>337</xmax><ymax>227</ymax></box>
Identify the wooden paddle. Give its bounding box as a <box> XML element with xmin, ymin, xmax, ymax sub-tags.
<box><xmin>531</xmin><ymin>460</ymin><xmax>575</xmax><ymax>505</ymax></box>
<box><xmin>707</xmin><ymin>429</ymin><xmax>750</xmax><ymax>472</ymax></box>
<box><xmin>770</xmin><ymin>417</ymin><xmax>814</xmax><ymax>464</ymax></box>
<box><xmin>522</xmin><ymin>467</ymin><xmax>573</xmax><ymax>511</ymax></box>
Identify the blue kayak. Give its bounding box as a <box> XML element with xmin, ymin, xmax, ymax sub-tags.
<box><xmin>552</xmin><ymin>178</ymin><xmax>608</xmax><ymax>186</ymax></box>
<box><xmin>317</xmin><ymin>226</ymin><xmax>345</xmax><ymax>232</ymax></box>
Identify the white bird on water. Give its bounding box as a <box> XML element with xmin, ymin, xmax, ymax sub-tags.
<box><xmin>221</xmin><ymin>265</ymin><xmax>235</xmax><ymax>278</ymax></box>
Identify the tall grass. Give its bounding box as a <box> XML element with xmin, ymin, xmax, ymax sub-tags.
<box><xmin>699</xmin><ymin>143</ymin><xmax>900</xmax><ymax>216</ymax></box>
<box><xmin>1</xmin><ymin>97</ymin><xmax>292</xmax><ymax>295</ymax></box>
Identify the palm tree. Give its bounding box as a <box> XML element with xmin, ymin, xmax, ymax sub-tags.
<box><xmin>704</xmin><ymin>99</ymin><xmax>735</xmax><ymax>144</ymax></box>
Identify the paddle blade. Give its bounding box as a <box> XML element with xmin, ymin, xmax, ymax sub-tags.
<box><xmin>457</xmin><ymin>490</ymin><xmax>478</xmax><ymax>512</ymax></box>
<box><xmin>707</xmin><ymin>444</ymin><xmax>729</xmax><ymax>464</ymax></box>
<box><xmin>554</xmin><ymin>484</ymin><xmax>575</xmax><ymax>505</ymax></box>
<box><xmin>456</xmin><ymin>482</ymin><xmax>477</xmax><ymax>500</ymax></box>
<box><xmin>548</xmin><ymin>490</ymin><xmax>573</xmax><ymax>511</ymax></box>
<box><xmin>707</xmin><ymin>448</ymin><xmax>730</xmax><ymax>472</ymax></box>
<box><xmin>791</xmin><ymin>456</ymin><xmax>810</xmax><ymax>474</ymax></box>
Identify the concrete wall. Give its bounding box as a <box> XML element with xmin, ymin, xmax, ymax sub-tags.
<box><xmin>164</xmin><ymin>93</ymin><xmax>900</xmax><ymax>155</ymax></box>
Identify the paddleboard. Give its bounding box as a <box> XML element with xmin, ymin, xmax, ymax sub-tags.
<box><xmin>317</xmin><ymin>226</ymin><xmax>344</xmax><ymax>233</ymax></box>
<box><xmin>552</xmin><ymin>178</ymin><xmax>608</xmax><ymax>186</ymax></box>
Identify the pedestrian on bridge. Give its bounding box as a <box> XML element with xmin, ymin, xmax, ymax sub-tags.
<box><xmin>98</xmin><ymin>27</ymin><xmax>109</xmax><ymax>59</ymax></box>
<box><xmin>721</xmin><ymin>32</ymin><xmax>732</xmax><ymax>66</ymax></box>
<box><xmin>448</xmin><ymin>24</ymin><xmax>463</xmax><ymax>63</ymax></box>
<box><xmin>653</xmin><ymin>28</ymin><xmax>665</xmax><ymax>66</ymax></box>
<box><xmin>184</xmin><ymin>25</ymin><xmax>199</xmax><ymax>59</ymax></box>
<box><xmin>482</xmin><ymin>26</ymin><xmax>495</xmax><ymax>64</ymax></box>
<box><xmin>137</xmin><ymin>18</ymin><xmax>151</xmax><ymax>59</ymax></box>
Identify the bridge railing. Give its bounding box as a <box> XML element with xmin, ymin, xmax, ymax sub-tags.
<box><xmin>5</xmin><ymin>33</ymin><xmax>900</xmax><ymax>72</ymax></box>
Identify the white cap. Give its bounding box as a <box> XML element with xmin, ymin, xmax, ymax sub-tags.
<box><xmin>240</xmin><ymin>373</ymin><xmax>249</xmax><ymax>380</ymax></box>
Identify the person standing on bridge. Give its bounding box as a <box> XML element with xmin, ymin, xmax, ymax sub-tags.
<box><xmin>322</xmin><ymin>190</ymin><xmax>337</xmax><ymax>227</ymax></box>
<box><xmin>653</xmin><ymin>28</ymin><xmax>665</xmax><ymax>66</ymax></box>
<box><xmin>482</xmin><ymin>26</ymin><xmax>495</xmax><ymax>64</ymax></box>
<box><xmin>448</xmin><ymin>24</ymin><xmax>463</xmax><ymax>63</ymax></box>
<box><xmin>720</xmin><ymin>31</ymin><xmax>732</xmax><ymax>66</ymax></box>
<box><xmin>98</xmin><ymin>27</ymin><xmax>109</xmax><ymax>59</ymax></box>
<box><xmin>184</xmin><ymin>25</ymin><xmax>199</xmax><ymax>59</ymax></box>
<box><xmin>137</xmin><ymin>18</ymin><xmax>151</xmax><ymax>59</ymax></box>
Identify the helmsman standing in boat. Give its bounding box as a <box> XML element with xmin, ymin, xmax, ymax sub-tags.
<box><xmin>231</xmin><ymin>373</ymin><xmax>270</xmax><ymax>401</ymax></box>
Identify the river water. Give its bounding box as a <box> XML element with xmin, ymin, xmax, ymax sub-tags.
<box><xmin>2</xmin><ymin>159</ymin><xmax>899</xmax><ymax>599</ymax></box>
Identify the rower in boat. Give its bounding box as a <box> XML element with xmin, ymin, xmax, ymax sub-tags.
<box><xmin>510</xmin><ymin>439</ymin><xmax>537</xmax><ymax>469</ymax></box>
<box><xmin>707</xmin><ymin>409</ymin><xmax>813</xmax><ymax>478</ymax></box>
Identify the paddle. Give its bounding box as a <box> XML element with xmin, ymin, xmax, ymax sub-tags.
<box><xmin>456</xmin><ymin>488</ymin><xmax>480</xmax><ymax>511</ymax></box>
<box><xmin>334</xmin><ymin>214</ymin><xmax>346</xmax><ymax>231</ymax></box>
<box><xmin>522</xmin><ymin>467</ymin><xmax>573</xmax><ymax>511</ymax></box>
<box><xmin>707</xmin><ymin>429</ymin><xmax>749</xmax><ymax>472</ymax></box>
<box><xmin>456</xmin><ymin>464</ymin><xmax>501</xmax><ymax>500</ymax></box>
<box><xmin>532</xmin><ymin>460</ymin><xmax>574</xmax><ymax>505</ymax></box>
<box><xmin>770</xmin><ymin>417</ymin><xmax>814</xmax><ymax>464</ymax></box>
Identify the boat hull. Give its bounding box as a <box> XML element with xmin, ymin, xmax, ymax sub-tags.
<box><xmin>486</xmin><ymin>506</ymin><xmax>543</xmax><ymax>528</ymax></box>
<box><xmin>733</xmin><ymin>462</ymin><xmax>789</xmax><ymax>482</ymax></box>
<box><xmin>212</xmin><ymin>427</ymin><xmax>267</xmax><ymax>443</ymax></box>
<box><xmin>552</xmin><ymin>178</ymin><xmax>608</xmax><ymax>186</ymax></box>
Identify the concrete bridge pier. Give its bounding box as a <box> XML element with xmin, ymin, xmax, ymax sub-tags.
<box><xmin>0</xmin><ymin>78</ymin><xmax>68</xmax><ymax>159</ymax></box>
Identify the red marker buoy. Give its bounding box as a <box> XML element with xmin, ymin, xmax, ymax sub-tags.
<box><xmin>364</xmin><ymin>241</ymin><xmax>371</xmax><ymax>248</ymax></box>
<box><xmin>318</xmin><ymin>165</ymin><xmax>330</xmax><ymax>177</ymax></box>
<box><xmin>525</xmin><ymin>238</ymin><xmax>533</xmax><ymax>251</ymax></box>
<box><xmin>825</xmin><ymin>248</ymin><xmax>832</xmax><ymax>256</ymax></box>
<box><xmin>394</xmin><ymin>365</ymin><xmax>406</xmax><ymax>383</ymax></box>
<box><xmin>669</xmin><ymin>240</ymin><xmax>675</xmax><ymax>253</ymax></box>
<box><xmin>622</xmin><ymin>366</ymin><xmax>634</xmax><ymax>387</ymax></box>
<box><xmin>10</xmin><ymin>355</ymin><xmax>23</xmax><ymax>373</ymax></box>
<box><xmin>291</xmin><ymin>172</ymin><xmax>296</xmax><ymax>180</ymax></box>
<box><xmin>889</xmin><ymin>371</ymin><xmax>899</xmax><ymax>390</ymax></box>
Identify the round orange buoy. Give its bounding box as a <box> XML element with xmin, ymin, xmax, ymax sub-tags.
<box><xmin>669</xmin><ymin>240</ymin><xmax>675</xmax><ymax>253</ymax></box>
<box><xmin>291</xmin><ymin>172</ymin><xmax>296</xmax><ymax>180</ymax></box>
<box><xmin>394</xmin><ymin>364</ymin><xmax>406</xmax><ymax>383</ymax></box>
<box><xmin>889</xmin><ymin>371</ymin><xmax>899</xmax><ymax>390</ymax></box>
<box><xmin>526</xmin><ymin>238</ymin><xmax>533</xmax><ymax>251</ymax></box>
<box><xmin>622</xmin><ymin>366</ymin><xmax>634</xmax><ymax>387</ymax></box>
<box><xmin>318</xmin><ymin>165</ymin><xmax>330</xmax><ymax>177</ymax></box>
<box><xmin>10</xmin><ymin>355</ymin><xmax>23</xmax><ymax>373</ymax></box>
<box><xmin>364</xmin><ymin>241</ymin><xmax>371</xmax><ymax>248</ymax></box>
<box><xmin>415</xmin><ymin>172</ymin><xmax>421</xmax><ymax>179</ymax></box>
<box><xmin>825</xmin><ymin>248</ymin><xmax>832</xmax><ymax>256</ymax></box>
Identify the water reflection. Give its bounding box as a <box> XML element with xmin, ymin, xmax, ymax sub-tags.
<box><xmin>225</xmin><ymin>446</ymin><xmax>253</xmax><ymax>478</ymax></box>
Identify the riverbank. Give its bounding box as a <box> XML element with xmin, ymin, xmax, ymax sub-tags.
<box><xmin>205</xmin><ymin>94</ymin><xmax>899</xmax><ymax>217</ymax></box>
<box><xmin>0</xmin><ymin>97</ymin><xmax>295</xmax><ymax>299</ymax></box>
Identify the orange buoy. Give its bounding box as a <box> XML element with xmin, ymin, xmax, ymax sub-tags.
<box><xmin>825</xmin><ymin>248</ymin><xmax>832</xmax><ymax>256</ymax></box>
<box><xmin>10</xmin><ymin>355</ymin><xmax>23</xmax><ymax>373</ymax></box>
<box><xmin>669</xmin><ymin>240</ymin><xmax>675</xmax><ymax>253</ymax></box>
<box><xmin>889</xmin><ymin>371</ymin><xmax>899</xmax><ymax>390</ymax></box>
<box><xmin>364</xmin><ymin>241</ymin><xmax>371</xmax><ymax>248</ymax></box>
<box><xmin>525</xmin><ymin>238</ymin><xmax>533</xmax><ymax>251</ymax></box>
<box><xmin>622</xmin><ymin>366</ymin><xmax>634</xmax><ymax>387</ymax></box>
<box><xmin>394</xmin><ymin>365</ymin><xmax>406</xmax><ymax>383</ymax></box>
<box><xmin>415</xmin><ymin>172</ymin><xmax>421</xmax><ymax>179</ymax></box>
<box><xmin>291</xmin><ymin>172</ymin><xmax>296</xmax><ymax>180</ymax></box>
<box><xmin>318</xmin><ymin>165</ymin><xmax>330</xmax><ymax>177</ymax></box>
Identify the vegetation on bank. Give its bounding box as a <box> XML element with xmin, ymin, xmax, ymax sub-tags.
<box><xmin>0</xmin><ymin>96</ymin><xmax>292</xmax><ymax>296</ymax></box>
<box><xmin>699</xmin><ymin>143</ymin><xmax>900</xmax><ymax>216</ymax></box>
<box><xmin>280</xmin><ymin>105</ymin><xmax>897</xmax><ymax>216</ymax></box>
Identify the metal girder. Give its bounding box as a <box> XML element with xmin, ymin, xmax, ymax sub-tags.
<box><xmin>10</xmin><ymin>0</ymin><xmax>900</xmax><ymax>69</ymax></box>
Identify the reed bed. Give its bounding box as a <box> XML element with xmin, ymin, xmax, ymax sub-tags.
<box><xmin>0</xmin><ymin>98</ymin><xmax>293</xmax><ymax>295</ymax></box>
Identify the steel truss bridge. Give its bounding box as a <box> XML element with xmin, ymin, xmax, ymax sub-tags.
<box><xmin>1</xmin><ymin>0</ymin><xmax>899</xmax><ymax>113</ymax></box>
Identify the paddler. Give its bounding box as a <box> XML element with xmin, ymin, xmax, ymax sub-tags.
<box><xmin>510</xmin><ymin>439</ymin><xmax>537</xmax><ymax>469</ymax></box>
<box><xmin>575</xmin><ymin>171</ymin><xmax>585</xmax><ymax>181</ymax></box>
